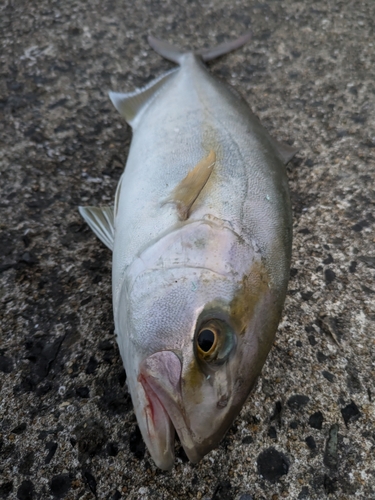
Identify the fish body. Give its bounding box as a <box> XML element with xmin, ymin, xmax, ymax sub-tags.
<box><xmin>79</xmin><ymin>34</ymin><xmax>295</xmax><ymax>470</ymax></box>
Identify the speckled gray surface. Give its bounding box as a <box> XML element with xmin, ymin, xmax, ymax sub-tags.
<box><xmin>1</xmin><ymin>1</ymin><xmax>374</xmax><ymax>499</ymax></box>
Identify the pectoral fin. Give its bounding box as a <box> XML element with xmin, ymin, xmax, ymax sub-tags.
<box><xmin>79</xmin><ymin>206</ymin><xmax>114</xmax><ymax>251</ymax></box>
<box><xmin>166</xmin><ymin>150</ymin><xmax>216</xmax><ymax>221</ymax></box>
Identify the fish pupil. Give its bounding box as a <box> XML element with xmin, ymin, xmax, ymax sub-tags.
<box><xmin>198</xmin><ymin>329</ymin><xmax>215</xmax><ymax>352</ymax></box>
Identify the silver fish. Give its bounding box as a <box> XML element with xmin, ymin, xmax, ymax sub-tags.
<box><xmin>79</xmin><ymin>34</ymin><xmax>295</xmax><ymax>470</ymax></box>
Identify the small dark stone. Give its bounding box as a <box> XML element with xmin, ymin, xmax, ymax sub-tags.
<box><xmin>76</xmin><ymin>386</ymin><xmax>90</xmax><ymax>398</ymax></box>
<box><xmin>324</xmin><ymin>424</ymin><xmax>339</xmax><ymax>469</ymax></box>
<box><xmin>1</xmin><ymin>443</ymin><xmax>15</xmax><ymax>460</ymax></box>
<box><xmin>323</xmin><ymin>254</ymin><xmax>333</xmax><ymax>264</ymax></box>
<box><xmin>99</xmin><ymin>388</ymin><xmax>132</xmax><ymax>415</ymax></box>
<box><xmin>80</xmin><ymin>296</ymin><xmax>92</xmax><ymax>306</ymax></box>
<box><xmin>49</xmin><ymin>98</ymin><xmax>68</xmax><ymax>110</ymax></box>
<box><xmin>0</xmin><ymin>481</ymin><xmax>13</xmax><ymax>497</ymax></box>
<box><xmin>257</xmin><ymin>447</ymin><xmax>289</xmax><ymax>482</ymax></box>
<box><xmin>324</xmin><ymin>269</ymin><xmax>336</xmax><ymax>284</ymax></box>
<box><xmin>270</xmin><ymin>401</ymin><xmax>282</xmax><ymax>427</ymax></box>
<box><xmin>308</xmin><ymin>335</ymin><xmax>317</xmax><ymax>346</ymax></box>
<box><xmin>349</xmin><ymin>261</ymin><xmax>357</xmax><ymax>273</ymax></box>
<box><xmin>15</xmin><ymin>376</ymin><xmax>36</xmax><ymax>394</ymax></box>
<box><xmin>305</xmin><ymin>158</ymin><xmax>314</xmax><ymax>167</ymax></box>
<box><xmin>352</xmin><ymin>220</ymin><xmax>369</xmax><ymax>232</ymax></box>
<box><xmin>289</xmin><ymin>421</ymin><xmax>298</xmax><ymax>429</ymax></box>
<box><xmin>305</xmin><ymin>436</ymin><xmax>316</xmax><ymax>449</ymax></box>
<box><xmin>11</xmin><ymin>423</ymin><xmax>27</xmax><ymax>435</ymax></box>
<box><xmin>83</xmin><ymin>470</ymin><xmax>97</xmax><ymax>496</ymax></box>
<box><xmin>336</xmin><ymin>129</ymin><xmax>347</xmax><ymax>138</ymax></box>
<box><xmin>85</xmin><ymin>356</ymin><xmax>98</xmax><ymax>374</ymax></box>
<box><xmin>17</xmin><ymin>480</ymin><xmax>34</xmax><ymax>500</ymax></box>
<box><xmin>50</xmin><ymin>474</ymin><xmax>71</xmax><ymax>498</ymax></box>
<box><xmin>102</xmin><ymin>352</ymin><xmax>114</xmax><ymax>364</ymax></box>
<box><xmin>242</xmin><ymin>436</ymin><xmax>254</xmax><ymax>445</ymax></box>
<box><xmin>346</xmin><ymin>366</ymin><xmax>362</xmax><ymax>393</ymax></box>
<box><xmin>298</xmin><ymin>228</ymin><xmax>310</xmax><ymax>234</ymax></box>
<box><xmin>287</xmin><ymin>395</ymin><xmax>310</xmax><ymax>411</ymax></box>
<box><xmin>296</xmin><ymin>340</ymin><xmax>303</xmax><ymax>347</ymax></box>
<box><xmin>268</xmin><ymin>426</ymin><xmax>277</xmax><ymax>439</ymax></box>
<box><xmin>129</xmin><ymin>426</ymin><xmax>145</xmax><ymax>460</ymax></box>
<box><xmin>36</xmin><ymin>382</ymin><xmax>53</xmax><ymax>396</ymax></box>
<box><xmin>64</xmin><ymin>388</ymin><xmax>75</xmax><ymax>399</ymax></box>
<box><xmin>298</xmin><ymin>486</ymin><xmax>310</xmax><ymax>499</ymax></box>
<box><xmin>238</xmin><ymin>495</ymin><xmax>253</xmax><ymax>500</ymax></box>
<box><xmin>323</xmin><ymin>475</ymin><xmax>337</xmax><ymax>494</ymax></box>
<box><xmin>18</xmin><ymin>452</ymin><xmax>34</xmax><ymax>475</ymax></box>
<box><xmin>110</xmin><ymin>492</ymin><xmax>122</xmax><ymax>500</ymax></box>
<box><xmin>309</xmin><ymin>411</ymin><xmax>324</xmax><ymax>430</ymax></box>
<box><xmin>351</xmin><ymin>112</ymin><xmax>366</xmax><ymax>123</ymax></box>
<box><xmin>341</xmin><ymin>401</ymin><xmax>361</xmax><ymax>426</ymax></box>
<box><xmin>19</xmin><ymin>252</ymin><xmax>38</xmax><ymax>265</ymax></box>
<box><xmin>22</xmin><ymin>334</ymin><xmax>64</xmax><ymax>381</ymax></box>
<box><xmin>316</xmin><ymin>351</ymin><xmax>328</xmax><ymax>363</ymax></box>
<box><xmin>290</xmin><ymin>268</ymin><xmax>298</xmax><ymax>278</ymax></box>
<box><xmin>118</xmin><ymin>369</ymin><xmax>126</xmax><ymax>387</ymax></box>
<box><xmin>45</xmin><ymin>442</ymin><xmax>58</xmax><ymax>464</ymax></box>
<box><xmin>74</xmin><ymin>420</ymin><xmax>106</xmax><ymax>459</ymax></box>
<box><xmin>98</xmin><ymin>340</ymin><xmax>114</xmax><ymax>351</ymax></box>
<box><xmin>322</xmin><ymin>371</ymin><xmax>335</xmax><ymax>383</ymax></box>
<box><xmin>0</xmin><ymin>355</ymin><xmax>13</xmax><ymax>373</ymax></box>
<box><xmin>301</xmin><ymin>291</ymin><xmax>313</xmax><ymax>301</ymax></box>
<box><xmin>107</xmin><ymin>442</ymin><xmax>119</xmax><ymax>457</ymax></box>
<box><xmin>212</xmin><ymin>480</ymin><xmax>232</xmax><ymax>500</ymax></box>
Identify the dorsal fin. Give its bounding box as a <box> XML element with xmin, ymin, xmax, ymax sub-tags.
<box><xmin>109</xmin><ymin>69</ymin><xmax>177</xmax><ymax>127</ymax></box>
<box><xmin>79</xmin><ymin>206</ymin><xmax>114</xmax><ymax>251</ymax></box>
<box><xmin>165</xmin><ymin>150</ymin><xmax>216</xmax><ymax>220</ymax></box>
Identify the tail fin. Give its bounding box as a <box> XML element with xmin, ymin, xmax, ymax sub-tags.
<box><xmin>148</xmin><ymin>33</ymin><xmax>251</xmax><ymax>64</ymax></box>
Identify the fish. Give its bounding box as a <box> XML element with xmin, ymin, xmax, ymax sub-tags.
<box><xmin>79</xmin><ymin>33</ymin><xmax>296</xmax><ymax>470</ymax></box>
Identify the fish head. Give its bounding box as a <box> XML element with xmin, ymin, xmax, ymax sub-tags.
<box><xmin>116</xmin><ymin>219</ymin><xmax>287</xmax><ymax>469</ymax></box>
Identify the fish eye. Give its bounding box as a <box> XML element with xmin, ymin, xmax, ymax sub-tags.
<box><xmin>195</xmin><ymin>318</ymin><xmax>235</xmax><ymax>364</ymax></box>
<box><xmin>197</xmin><ymin>327</ymin><xmax>218</xmax><ymax>354</ymax></box>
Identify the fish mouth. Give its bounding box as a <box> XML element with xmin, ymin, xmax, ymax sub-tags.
<box><xmin>138</xmin><ymin>351</ymin><xmax>203</xmax><ymax>469</ymax></box>
<box><xmin>138</xmin><ymin>372</ymin><xmax>175</xmax><ymax>470</ymax></box>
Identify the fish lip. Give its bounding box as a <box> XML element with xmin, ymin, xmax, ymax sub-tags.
<box><xmin>139</xmin><ymin>351</ymin><xmax>204</xmax><ymax>465</ymax></box>
<box><xmin>138</xmin><ymin>373</ymin><xmax>175</xmax><ymax>470</ymax></box>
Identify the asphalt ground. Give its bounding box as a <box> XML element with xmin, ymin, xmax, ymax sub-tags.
<box><xmin>1</xmin><ymin>1</ymin><xmax>374</xmax><ymax>499</ymax></box>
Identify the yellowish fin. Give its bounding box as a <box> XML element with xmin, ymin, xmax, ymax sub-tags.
<box><xmin>166</xmin><ymin>150</ymin><xmax>216</xmax><ymax>220</ymax></box>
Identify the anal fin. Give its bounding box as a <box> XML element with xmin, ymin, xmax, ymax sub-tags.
<box><xmin>271</xmin><ymin>138</ymin><xmax>298</xmax><ymax>165</ymax></box>
<box><xmin>165</xmin><ymin>150</ymin><xmax>216</xmax><ymax>221</ymax></box>
<box><xmin>79</xmin><ymin>206</ymin><xmax>114</xmax><ymax>251</ymax></box>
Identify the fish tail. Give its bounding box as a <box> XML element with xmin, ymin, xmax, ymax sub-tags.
<box><xmin>148</xmin><ymin>32</ymin><xmax>251</xmax><ymax>64</ymax></box>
